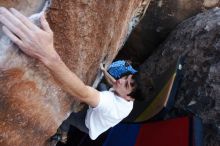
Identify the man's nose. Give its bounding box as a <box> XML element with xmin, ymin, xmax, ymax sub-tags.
<box><xmin>117</xmin><ymin>79</ymin><xmax>121</xmax><ymax>84</ymax></box>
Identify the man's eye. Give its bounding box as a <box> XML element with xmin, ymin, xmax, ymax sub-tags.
<box><xmin>130</xmin><ymin>82</ymin><xmax>134</xmax><ymax>87</ymax></box>
<box><xmin>125</xmin><ymin>82</ymin><xmax>129</xmax><ymax>88</ymax></box>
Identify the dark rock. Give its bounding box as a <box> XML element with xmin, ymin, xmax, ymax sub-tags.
<box><xmin>140</xmin><ymin>8</ymin><xmax>220</xmax><ymax>145</ymax></box>
<box><xmin>117</xmin><ymin>0</ymin><xmax>220</xmax><ymax>65</ymax></box>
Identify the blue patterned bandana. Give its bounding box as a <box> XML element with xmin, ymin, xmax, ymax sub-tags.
<box><xmin>108</xmin><ymin>60</ymin><xmax>137</xmax><ymax>79</ymax></box>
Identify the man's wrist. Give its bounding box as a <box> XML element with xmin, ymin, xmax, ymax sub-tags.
<box><xmin>40</xmin><ymin>52</ymin><xmax>62</xmax><ymax>69</ymax></box>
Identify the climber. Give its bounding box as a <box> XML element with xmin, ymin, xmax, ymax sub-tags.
<box><xmin>0</xmin><ymin>7</ymin><xmax>153</xmax><ymax>142</ymax></box>
<box><xmin>55</xmin><ymin>60</ymin><xmax>139</xmax><ymax>143</ymax></box>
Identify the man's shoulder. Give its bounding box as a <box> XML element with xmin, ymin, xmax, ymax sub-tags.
<box><xmin>99</xmin><ymin>90</ymin><xmax>116</xmax><ymax>98</ymax></box>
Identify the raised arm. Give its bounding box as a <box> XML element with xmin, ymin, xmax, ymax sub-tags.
<box><xmin>0</xmin><ymin>7</ymin><xmax>100</xmax><ymax>107</ymax></box>
<box><xmin>100</xmin><ymin>63</ymin><xmax>116</xmax><ymax>85</ymax></box>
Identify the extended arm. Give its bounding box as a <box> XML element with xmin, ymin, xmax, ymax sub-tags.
<box><xmin>0</xmin><ymin>7</ymin><xmax>100</xmax><ymax>107</ymax></box>
<box><xmin>46</xmin><ymin>57</ymin><xmax>100</xmax><ymax>107</ymax></box>
<box><xmin>100</xmin><ymin>63</ymin><xmax>116</xmax><ymax>85</ymax></box>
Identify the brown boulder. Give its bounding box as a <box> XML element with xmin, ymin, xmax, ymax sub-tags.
<box><xmin>0</xmin><ymin>0</ymin><xmax>150</xmax><ymax>145</ymax></box>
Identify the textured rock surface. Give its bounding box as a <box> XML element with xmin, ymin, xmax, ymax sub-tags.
<box><xmin>139</xmin><ymin>8</ymin><xmax>220</xmax><ymax>145</ymax></box>
<box><xmin>0</xmin><ymin>0</ymin><xmax>45</xmax><ymax>15</ymax></box>
<box><xmin>117</xmin><ymin>0</ymin><xmax>220</xmax><ymax>65</ymax></box>
<box><xmin>0</xmin><ymin>0</ymin><xmax>150</xmax><ymax>145</ymax></box>
<box><xmin>47</xmin><ymin>0</ymin><xmax>151</xmax><ymax>86</ymax></box>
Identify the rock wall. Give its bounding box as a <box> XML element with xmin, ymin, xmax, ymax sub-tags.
<box><xmin>0</xmin><ymin>0</ymin><xmax>150</xmax><ymax>145</ymax></box>
<box><xmin>116</xmin><ymin>0</ymin><xmax>220</xmax><ymax>65</ymax></box>
<box><xmin>47</xmin><ymin>0</ymin><xmax>151</xmax><ymax>86</ymax></box>
<box><xmin>139</xmin><ymin>8</ymin><xmax>220</xmax><ymax>145</ymax></box>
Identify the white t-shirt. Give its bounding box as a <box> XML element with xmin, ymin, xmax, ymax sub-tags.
<box><xmin>85</xmin><ymin>91</ymin><xmax>133</xmax><ymax>140</ymax></box>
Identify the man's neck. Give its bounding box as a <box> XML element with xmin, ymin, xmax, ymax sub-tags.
<box><xmin>111</xmin><ymin>89</ymin><xmax>133</xmax><ymax>102</ymax></box>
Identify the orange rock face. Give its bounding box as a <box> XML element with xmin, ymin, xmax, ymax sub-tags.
<box><xmin>0</xmin><ymin>0</ymin><xmax>150</xmax><ymax>145</ymax></box>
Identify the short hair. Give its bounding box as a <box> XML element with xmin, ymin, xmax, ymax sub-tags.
<box><xmin>128</xmin><ymin>72</ymin><xmax>155</xmax><ymax>102</ymax></box>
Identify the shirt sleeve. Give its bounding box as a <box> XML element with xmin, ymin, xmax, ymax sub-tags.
<box><xmin>91</xmin><ymin>91</ymin><xmax>114</xmax><ymax>114</ymax></box>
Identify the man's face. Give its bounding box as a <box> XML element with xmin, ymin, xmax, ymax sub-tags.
<box><xmin>113</xmin><ymin>74</ymin><xmax>135</xmax><ymax>100</ymax></box>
